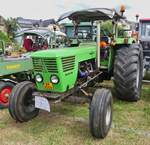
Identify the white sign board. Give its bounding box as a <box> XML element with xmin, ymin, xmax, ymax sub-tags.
<box><xmin>35</xmin><ymin>96</ymin><xmax>50</xmax><ymax>112</ymax></box>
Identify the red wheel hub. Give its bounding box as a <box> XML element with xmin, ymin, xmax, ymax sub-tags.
<box><xmin>0</xmin><ymin>87</ymin><xmax>12</xmax><ymax>106</ymax></box>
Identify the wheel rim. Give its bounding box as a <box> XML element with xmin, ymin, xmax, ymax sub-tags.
<box><xmin>136</xmin><ymin>62</ymin><xmax>140</xmax><ymax>89</ymax></box>
<box><xmin>0</xmin><ymin>87</ymin><xmax>12</xmax><ymax>105</ymax></box>
<box><xmin>105</xmin><ymin>104</ymin><xmax>111</xmax><ymax>127</ymax></box>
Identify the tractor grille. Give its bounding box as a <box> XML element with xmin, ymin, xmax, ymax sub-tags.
<box><xmin>32</xmin><ymin>58</ymin><xmax>58</xmax><ymax>73</ymax></box>
<box><xmin>61</xmin><ymin>56</ymin><xmax>75</xmax><ymax>72</ymax></box>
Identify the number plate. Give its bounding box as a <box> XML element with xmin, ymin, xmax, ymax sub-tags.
<box><xmin>35</xmin><ymin>96</ymin><xmax>50</xmax><ymax>112</ymax></box>
<box><xmin>44</xmin><ymin>82</ymin><xmax>53</xmax><ymax>89</ymax></box>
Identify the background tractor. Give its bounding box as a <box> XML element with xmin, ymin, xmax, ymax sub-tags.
<box><xmin>0</xmin><ymin>40</ymin><xmax>33</xmax><ymax>108</ymax></box>
<box><xmin>0</xmin><ymin>27</ymin><xmax>65</xmax><ymax>108</ymax></box>
<box><xmin>8</xmin><ymin>7</ymin><xmax>143</xmax><ymax>139</ymax></box>
<box><xmin>138</xmin><ymin>18</ymin><xmax>150</xmax><ymax>80</ymax></box>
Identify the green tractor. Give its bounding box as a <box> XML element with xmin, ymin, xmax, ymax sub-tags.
<box><xmin>0</xmin><ymin>40</ymin><xmax>33</xmax><ymax>108</ymax></box>
<box><xmin>8</xmin><ymin>8</ymin><xmax>143</xmax><ymax>138</ymax></box>
<box><xmin>0</xmin><ymin>28</ymin><xmax>63</xmax><ymax>108</ymax></box>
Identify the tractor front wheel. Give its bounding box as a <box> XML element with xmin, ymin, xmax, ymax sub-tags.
<box><xmin>114</xmin><ymin>44</ymin><xmax>143</xmax><ymax>101</ymax></box>
<box><xmin>9</xmin><ymin>81</ymin><xmax>39</xmax><ymax>122</ymax></box>
<box><xmin>89</xmin><ymin>89</ymin><xmax>113</xmax><ymax>138</ymax></box>
<box><xmin>0</xmin><ymin>81</ymin><xmax>14</xmax><ymax>109</ymax></box>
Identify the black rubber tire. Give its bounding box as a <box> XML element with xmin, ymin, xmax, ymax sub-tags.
<box><xmin>90</xmin><ymin>89</ymin><xmax>113</xmax><ymax>138</ymax></box>
<box><xmin>8</xmin><ymin>81</ymin><xmax>39</xmax><ymax>122</ymax></box>
<box><xmin>0</xmin><ymin>81</ymin><xmax>15</xmax><ymax>109</ymax></box>
<box><xmin>114</xmin><ymin>44</ymin><xmax>143</xmax><ymax>101</ymax></box>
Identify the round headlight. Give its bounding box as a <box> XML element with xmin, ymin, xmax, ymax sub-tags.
<box><xmin>35</xmin><ymin>74</ymin><xmax>43</xmax><ymax>82</ymax></box>
<box><xmin>51</xmin><ymin>75</ymin><xmax>59</xmax><ymax>84</ymax></box>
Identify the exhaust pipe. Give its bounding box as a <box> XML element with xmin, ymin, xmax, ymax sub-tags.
<box><xmin>96</xmin><ymin>21</ymin><xmax>101</xmax><ymax>68</ymax></box>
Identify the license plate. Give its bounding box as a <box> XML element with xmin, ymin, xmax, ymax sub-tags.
<box><xmin>44</xmin><ymin>82</ymin><xmax>53</xmax><ymax>89</ymax></box>
<box><xmin>35</xmin><ymin>96</ymin><xmax>50</xmax><ymax>112</ymax></box>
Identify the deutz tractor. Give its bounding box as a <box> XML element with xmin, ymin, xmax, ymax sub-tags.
<box><xmin>8</xmin><ymin>7</ymin><xmax>143</xmax><ymax>138</ymax></box>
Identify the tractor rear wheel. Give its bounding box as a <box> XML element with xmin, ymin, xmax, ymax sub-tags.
<box><xmin>114</xmin><ymin>44</ymin><xmax>143</xmax><ymax>101</ymax></box>
<box><xmin>89</xmin><ymin>89</ymin><xmax>113</xmax><ymax>138</ymax></box>
<box><xmin>0</xmin><ymin>81</ymin><xmax>14</xmax><ymax>108</ymax></box>
<box><xmin>9</xmin><ymin>81</ymin><xmax>39</xmax><ymax>122</ymax></box>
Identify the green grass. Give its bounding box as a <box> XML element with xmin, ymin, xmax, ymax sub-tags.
<box><xmin>0</xmin><ymin>83</ymin><xmax>150</xmax><ymax>145</ymax></box>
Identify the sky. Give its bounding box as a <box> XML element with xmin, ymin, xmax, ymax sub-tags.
<box><xmin>0</xmin><ymin>0</ymin><xmax>149</xmax><ymax>21</ymax></box>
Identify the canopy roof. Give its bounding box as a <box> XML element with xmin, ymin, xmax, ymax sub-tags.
<box><xmin>57</xmin><ymin>8</ymin><xmax>124</xmax><ymax>22</ymax></box>
<box><xmin>16</xmin><ymin>28</ymin><xmax>66</xmax><ymax>37</ymax></box>
<box><xmin>16</xmin><ymin>28</ymin><xmax>52</xmax><ymax>38</ymax></box>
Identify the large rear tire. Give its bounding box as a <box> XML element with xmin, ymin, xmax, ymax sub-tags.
<box><xmin>114</xmin><ymin>44</ymin><xmax>143</xmax><ymax>101</ymax></box>
<box><xmin>89</xmin><ymin>89</ymin><xmax>113</xmax><ymax>138</ymax></box>
<box><xmin>9</xmin><ymin>81</ymin><xmax>39</xmax><ymax>122</ymax></box>
<box><xmin>0</xmin><ymin>81</ymin><xmax>14</xmax><ymax>108</ymax></box>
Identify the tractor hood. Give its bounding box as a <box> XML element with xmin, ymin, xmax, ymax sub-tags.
<box><xmin>31</xmin><ymin>44</ymin><xmax>96</xmax><ymax>61</ymax></box>
<box><xmin>57</xmin><ymin>8</ymin><xmax>124</xmax><ymax>22</ymax></box>
<box><xmin>31</xmin><ymin>43</ymin><xmax>97</xmax><ymax>93</ymax></box>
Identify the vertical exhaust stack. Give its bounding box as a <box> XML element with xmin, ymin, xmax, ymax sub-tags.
<box><xmin>120</xmin><ymin>5</ymin><xmax>125</xmax><ymax>17</ymax></box>
<box><xmin>96</xmin><ymin>21</ymin><xmax>101</xmax><ymax>68</ymax></box>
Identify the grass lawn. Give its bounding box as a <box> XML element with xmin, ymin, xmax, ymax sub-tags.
<box><xmin>0</xmin><ymin>82</ymin><xmax>150</xmax><ymax>145</ymax></box>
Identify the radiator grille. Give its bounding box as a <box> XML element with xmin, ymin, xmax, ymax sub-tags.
<box><xmin>32</xmin><ymin>58</ymin><xmax>58</xmax><ymax>73</ymax></box>
<box><xmin>61</xmin><ymin>56</ymin><xmax>75</xmax><ymax>72</ymax></box>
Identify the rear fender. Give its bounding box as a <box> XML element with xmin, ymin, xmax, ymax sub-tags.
<box><xmin>0</xmin><ymin>78</ymin><xmax>17</xmax><ymax>85</ymax></box>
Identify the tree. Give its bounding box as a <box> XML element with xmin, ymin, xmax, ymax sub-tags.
<box><xmin>5</xmin><ymin>18</ymin><xmax>18</xmax><ymax>41</ymax></box>
<box><xmin>0</xmin><ymin>31</ymin><xmax>10</xmax><ymax>43</ymax></box>
<box><xmin>101</xmin><ymin>21</ymin><xmax>113</xmax><ymax>36</ymax></box>
<box><xmin>101</xmin><ymin>21</ymin><xmax>127</xmax><ymax>37</ymax></box>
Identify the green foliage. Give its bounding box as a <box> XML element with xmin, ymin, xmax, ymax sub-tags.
<box><xmin>101</xmin><ymin>21</ymin><xmax>113</xmax><ymax>35</ymax></box>
<box><xmin>101</xmin><ymin>21</ymin><xmax>127</xmax><ymax>37</ymax></box>
<box><xmin>0</xmin><ymin>31</ymin><xmax>10</xmax><ymax>43</ymax></box>
<box><xmin>0</xmin><ymin>31</ymin><xmax>20</xmax><ymax>51</ymax></box>
<box><xmin>5</xmin><ymin>17</ymin><xmax>19</xmax><ymax>41</ymax></box>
